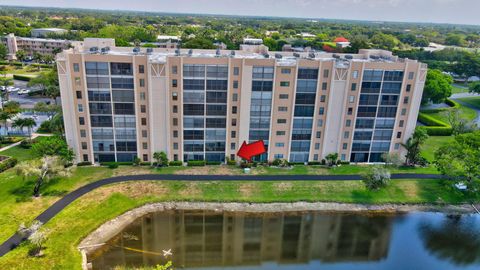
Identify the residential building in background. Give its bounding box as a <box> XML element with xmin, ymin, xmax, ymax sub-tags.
<box><xmin>1</xmin><ymin>33</ymin><xmax>71</xmax><ymax>60</ymax></box>
<box><xmin>57</xmin><ymin>38</ymin><xmax>426</xmax><ymax>164</ymax></box>
<box><xmin>31</xmin><ymin>28</ymin><xmax>68</xmax><ymax>38</ymax></box>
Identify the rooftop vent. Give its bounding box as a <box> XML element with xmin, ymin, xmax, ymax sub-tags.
<box><xmin>293</xmin><ymin>53</ymin><xmax>300</xmax><ymax>58</ymax></box>
<box><xmin>146</xmin><ymin>48</ymin><xmax>153</xmax><ymax>54</ymax></box>
<box><xmin>332</xmin><ymin>54</ymin><xmax>340</xmax><ymax>59</ymax></box>
<box><xmin>188</xmin><ymin>49</ymin><xmax>193</xmax><ymax>56</ymax></box>
<box><xmin>344</xmin><ymin>55</ymin><xmax>353</xmax><ymax>60</ymax></box>
<box><xmin>100</xmin><ymin>47</ymin><xmax>110</xmax><ymax>54</ymax></box>
<box><xmin>216</xmin><ymin>48</ymin><xmax>221</xmax><ymax>57</ymax></box>
<box><xmin>175</xmin><ymin>49</ymin><xmax>180</xmax><ymax>56</ymax></box>
<box><xmin>230</xmin><ymin>50</ymin><xmax>235</xmax><ymax>57</ymax></box>
<box><xmin>133</xmin><ymin>47</ymin><xmax>140</xmax><ymax>54</ymax></box>
<box><xmin>308</xmin><ymin>52</ymin><xmax>315</xmax><ymax>58</ymax></box>
<box><xmin>89</xmin><ymin>47</ymin><xmax>98</xmax><ymax>53</ymax></box>
<box><xmin>263</xmin><ymin>53</ymin><xmax>270</xmax><ymax>58</ymax></box>
<box><xmin>275</xmin><ymin>53</ymin><xmax>283</xmax><ymax>59</ymax></box>
<box><xmin>370</xmin><ymin>55</ymin><xmax>380</xmax><ymax>60</ymax></box>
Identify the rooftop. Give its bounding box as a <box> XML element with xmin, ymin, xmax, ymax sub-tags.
<box><xmin>32</xmin><ymin>28</ymin><xmax>67</xmax><ymax>32</ymax></box>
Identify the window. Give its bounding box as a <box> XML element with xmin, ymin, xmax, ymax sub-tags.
<box><xmin>172</xmin><ymin>92</ymin><xmax>178</xmax><ymax>101</ymax></box>
<box><xmin>279</xmin><ymin>94</ymin><xmax>288</xmax><ymax>99</ymax></box>
<box><xmin>352</xmin><ymin>70</ymin><xmax>359</xmax><ymax>79</ymax></box>
<box><xmin>172</xmin><ymin>79</ymin><xmax>178</xmax><ymax>88</ymax></box>
<box><xmin>341</xmin><ymin>154</ymin><xmax>346</xmax><ymax>161</ymax></box>
<box><xmin>78</xmin><ymin>104</ymin><xmax>83</xmax><ymax>113</ymax></box>
<box><xmin>139</xmin><ymin>78</ymin><xmax>145</xmax><ymax>87</ymax></box>
<box><xmin>172</xmin><ymin>118</ymin><xmax>178</xmax><ymax>126</ymax></box>
<box><xmin>231</xmin><ymin>131</ymin><xmax>236</xmax><ymax>138</ymax></box>
<box><xmin>230</xmin><ymin>143</ymin><xmax>236</xmax><ymax>150</ymax></box>
<box><xmin>233</xmin><ymin>80</ymin><xmax>238</xmax><ymax>89</ymax></box>
<box><xmin>406</xmin><ymin>84</ymin><xmax>411</xmax><ymax>92</ymax></box>
<box><xmin>141</xmin><ymin>118</ymin><xmax>147</xmax><ymax>126</ymax></box>
<box><xmin>315</xmin><ymin>143</ymin><xmax>320</xmax><ymax>150</ymax></box>
<box><xmin>318</xmin><ymin>107</ymin><xmax>324</xmax><ymax>115</ymax></box>
<box><xmin>316</xmin><ymin>131</ymin><xmax>321</xmax><ymax>138</ymax></box>
<box><xmin>110</xmin><ymin>63</ymin><xmax>132</xmax><ymax>75</ymax></box>
<box><xmin>348</xmin><ymin>107</ymin><xmax>353</xmax><ymax>115</ymax></box>
<box><xmin>322</xmin><ymin>82</ymin><xmax>328</xmax><ymax>90</ymax></box>
<box><xmin>141</xmin><ymin>142</ymin><xmax>147</xmax><ymax>150</ymax></box>
<box><xmin>317</xmin><ymin>119</ymin><xmax>323</xmax><ymax>127</ymax></box>
<box><xmin>275</xmin><ymin>143</ymin><xmax>284</xmax><ymax>147</ymax></box>
<box><xmin>79</xmin><ymin>117</ymin><xmax>85</xmax><ymax>125</ymax></box>
<box><xmin>274</xmin><ymin>154</ymin><xmax>284</xmax><ymax>159</ymax></box>
<box><xmin>139</xmin><ymin>65</ymin><xmax>145</xmax><ymax>74</ymax></box>
<box><xmin>141</xmin><ymin>105</ymin><xmax>146</xmax><ymax>113</ymax></box>
<box><xmin>323</xmin><ymin>69</ymin><xmax>329</xmax><ymax>78</ymax></box>
<box><xmin>140</xmin><ymin>92</ymin><xmax>146</xmax><ymax>100</ymax></box>
<box><xmin>231</xmin><ymin>118</ymin><xmax>237</xmax><ymax>126</ymax></box>
<box><xmin>401</xmin><ymin>108</ymin><xmax>407</xmax><ymax>115</ymax></box>
<box><xmin>343</xmin><ymin>131</ymin><xmax>349</xmax><ymax>139</ymax></box>
<box><xmin>343</xmin><ymin>143</ymin><xmax>348</xmax><ymax>150</ymax></box>
<box><xmin>76</xmin><ymin>91</ymin><xmax>82</xmax><ymax>99</ymax></box>
<box><xmin>281</xmin><ymin>68</ymin><xmax>291</xmax><ymax>74</ymax></box>
<box><xmin>399</xmin><ymin>120</ymin><xmax>404</xmax><ymax>127</ymax></box>
<box><xmin>320</xmin><ymin>95</ymin><xmax>326</xmax><ymax>102</ymax></box>
<box><xmin>346</xmin><ymin>119</ymin><xmax>351</xmax><ymax>127</ymax></box>
<box><xmin>80</xmin><ymin>129</ymin><xmax>86</xmax><ymax>138</ymax></box>
<box><xmin>313</xmin><ymin>154</ymin><xmax>319</xmax><ymax>161</ymax></box>
<box><xmin>83</xmin><ymin>154</ymin><xmax>89</xmax><ymax>162</ymax></box>
<box><xmin>81</xmin><ymin>142</ymin><xmax>87</xmax><ymax>150</ymax></box>
<box><xmin>394</xmin><ymin>143</ymin><xmax>400</xmax><ymax>150</ymax></box>
<box><xmin>173</xmin><ymin>143</ymin><xmax>178</xmax><ymax>149</ymax></box>
<box><xmin>173</xmin><ymin>130</ymin><xmax>178</xmax><ymax>138</ymax></box>
<box><xmin>276</xmin><ymin>131</ymin><xmax>286</xmax><ymax>136</ymax></box>
<box><xmin>174</xmin><ymin>154</ymin><xmax>179</xmax><ymax>161</ymax></box>
<box><xmin>349</xmin><ymin>96</ymin><xmax>355</xmax><ymax>103</ymax></box>
<box><xmin>280</xmin><ymin>81</ymin><xmax>290</xmax><ymax>87</ymax></box>
<box><xmin>143</xmin><ymin>154</ymin><xmax>148</xmax><ymax>162</ymax></box>
<box><xmin>351</xmin><ymin>83</ymin><xmax>357</xmax><ymax>91</ymax></box>
<box><xmin>232</xmin><ymin>106</ymin><xmax>237</xmax><ymax>114</ymax></box>
<box><xmin>408</xmin><ymin>72</ymin><xmax>414</xmax><ymax>80</ymax></box>
<box><xmin>142</xmin><ymin>130</ymin><xmax>147</xmax><ymax>138</ymax></box>
<box><xmin>404</xmin><ymin>96</ymin><xmax>409</xmax><ymax>104</ymax></box>
<box><xmin>172</xmin><ymin>65</ymin><xmax>178</xmax><ymax>74</ymax></box>
<box><xmin>277</xmin><ymin>119</ymin><xmax>287</xmax><ymax>124</ymax></box>
<box><xmin>73</xmin><ymin>63</ymin><xmax>80</xmax><ymax>72</ymax></box>
<box><xmin>233</xmin><ymin>67</ymin><xmax>239</xmax><ymax>75</ymax></box>
<box><xmin>278</xmin><ymin>106</ymin><xmax>288</xmax><ymax>112</ymax></box>
<box><xmin>75</xmin><ymin>77</ymin><xmax>81</xmax><ymax>86</ymax></box>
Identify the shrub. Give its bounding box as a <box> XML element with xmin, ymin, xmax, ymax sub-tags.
<box><xmin>187</xmin><ymin>160</ymin><xmax>206</xmax><ymax>166</ymax></box>
<box><xmin>307</xmin><ymin>161</ymin><xmax>321</xmax><ymax>165</ymax></box>
<box><xmin>340</xmin><ymin>161</ymin><xmax>350</xmax><ymax>165</ymax></box>
<box><xmin>76</xmin><ymin>161</ymin><xmax>91</xmax><ymax>166</ymax></box>
<box><xmin>206</xmin><ymin>161</ymin><xmax>221</xmax><ymax>165</ymax></box>
<box><xmin>108</xmin><ymin>163</ymin><xmax>119</xmax><ymax>169</ymax></box>
<box><xmin>227</xmin><ymin>159</ymin><xmax>236</xmax><ymax>166</ymax></box>
<box><xmin>362</xmin><ymin>167</ymin><xmax>391</xmax><ymax>191</ymax></box>
<box><xmin>12</xmin><ymin>74</ymin><xmax>35</xmax><ymax>81</ymax></box>
<box><xmin>0</xmin><ymin>157</ymin><xmax>18</xmax><ymax>173</ymax></box>
<box><xmin>20</xmin><ymin>140</ymin><xmax>32</xmax><ymax>149</ymax></box>
<box><xmin>132</xmin><ymin>157</ymin><xmax>141</xmax><ymax>166</ymax></box>
<box><xmin>272</xmin><ymin>158</ymin><xmax>288</xmax><ymax>167</ymax></box>
<box><xmin>321</xmin><ymin>159</ymin><xmax>326</xmax><ymax>165</ymax></box>
<box><xmin>168</xmin><ymin>161</ymin><xmax>183</xmax><ymax>166</ymax></box>
<box><xmin>417</xmin><ymin>112</ymin><xmax>453</xmax><ymax>136</ymax></box>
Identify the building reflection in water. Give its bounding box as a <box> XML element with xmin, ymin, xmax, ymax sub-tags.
<box><xmin>90</xmin><ymin>210</ymin><xmax>393</xmax><ymax>269</ymax></box>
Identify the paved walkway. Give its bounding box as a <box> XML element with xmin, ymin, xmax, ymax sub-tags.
<box><xmin>0</xmin><ymin>133</ymin><xmax>52</xmax><ymax>153</ymax></box>
<box><xmin>0</xmin><ymin>172</ymin><xmax>444</xmax><ymax>257</ymax></box>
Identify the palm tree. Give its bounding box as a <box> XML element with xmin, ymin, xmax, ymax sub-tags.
<box><xmin>22</xmin><ymin>118</ymin><xmax>36</xmax><ymax>139</ymax></box>
<box><xmin>12</xmin><ymin>118</ymin><xmax>25</xmax><ymax>134</ymax></box>
<box><xmin>0</xmin><ymin>111</ymin><xmax>11</xmax><ymax>136</ymax></box>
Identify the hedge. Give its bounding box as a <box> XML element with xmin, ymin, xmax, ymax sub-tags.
<box><xmin>417</xmin><ymin>112</ymin><xmax>453</xmax><ymax>136</ymax></box>
<box><xmin>12</xmin><ymin>74</ymin><xmax>35</xmax><ymax>81</ymax></box>
<box><xmin>100</xmin><ymin>161</ymin><xmax>133</xmax><ymax>166</ymax></box>
<box><xmin>76</xmin><ymin>161</ymin><xmax>92</xmax><ymax>166</ymax></box>
<box><xmin>169</xmin><ymin>161</ymin><xmax>183</xmax><ymax>166</ymax></box>
<box><xmin>187</xmin><ymin>160</ymin><xmax>206</xmax><ymax>166</ymax></box>
<box><xmin>0</xmin><ymin>157</ymin><xmax>18</xmax><ymax>173</ymax></box>
<box><xmin>206</xmin><ymin>161</ymin><xmax>221</xmax><ymax>165</ymax></box>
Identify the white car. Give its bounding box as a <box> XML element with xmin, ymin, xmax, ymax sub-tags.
<box><xmin>18</xmin><ymin>89</ymin><xmax>29</xmax><ymax>95</ymax></box>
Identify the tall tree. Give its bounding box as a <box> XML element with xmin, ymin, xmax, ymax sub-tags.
<box><xmin>422</xmin><ymin>69</ymin><xmax>453</xmax><ymax>104</ymax></box>
<box><xmin>402</xmin><ymin>127</ymin><xmax>429</xmax><ymax>166</ymax></box>
<box><xmin>0</xmin><ymin>43</ymin><xmax>7</xmax><ymax>60</ymax></box>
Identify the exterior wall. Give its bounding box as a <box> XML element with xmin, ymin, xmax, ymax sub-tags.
<box><xmin>1</xmin><ymin>34</ymin><xmax>71</xmax><ymax>60</ymax></box>
<box><xmin>58</xmin><ymin>44</ymin><xmax>426</xmax><ymax>164</ymax></box>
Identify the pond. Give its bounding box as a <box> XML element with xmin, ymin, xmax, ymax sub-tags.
<box><xmin>88</xmin><ymin>210</ymin><xmax>480</xmax><ymax>270</ymax></box>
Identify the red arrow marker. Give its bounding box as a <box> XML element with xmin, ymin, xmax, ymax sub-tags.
<box><xmin>237</xmin><ymin>140</ymin><xmax>267</xmax><ymax>161</ymax></box>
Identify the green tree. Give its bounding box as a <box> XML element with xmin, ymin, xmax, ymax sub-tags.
<box><xmin>371</xmin><ymin>33</ymin><xmax>399</xmax><ymax>51</ymax></box>
<box><xmin>434</xmin><ymin>131</ymin><xmax>480</xmax><ymax>189</ymax></box>
<box><xmin>28</xmin><ymin>68</ymin><xmax>59</xmax><ymax>100</ymax></box>
<box><xmin>444</xmin><ymin>33</ymin><xmax>466</xmax><ymax>47</ymax></box>
<box><xmin>402</xmin><ymin>127</ymin><xmax>429</xmax><ymax>166</ymax></box>
<box><xmin>16</xmin><ymin>156</ymin><xmax>71</xmax><ymax>197</ymax></box>
<box><xmin>263</xmin><ymin>38</ymin><xmax>278</xmax><ymax>51</ymax></box>
<box><xmin>422</xmin><ymin>69</ymin><xmax>453</xmax><ymax>104</ymax></box>
<box><xmin>15</xmin><ymin>50</ymin><xmax>27</xmax><ymax>62</ymax></box>
<box><xmin>22</xmin><ymin>118</ymin><xmax>36</xmax><ymax>139</ymax></box>
<box><xmin>468</xmin><ymin>81</ymin><xmax>480</xmax><ymax>94</ymax></box>
<box><xmin>183</xmin><ymin>37</ymin><xmax>215</xmax><ymax>49</ymax></box>
<box><xmin>34</xmin><ymin>102</ymin><xmax>60</xmax><ymax>120</ymax></box>
<box><xmin>31</xmin><ymin>136</ymin><xmax>74</xmax><ymax>163</ymax></box>
<box><xmin>325</xmin><ymin>153</ymin><xmax>339</xmax><ymax>166</ymax></box>
<box><xmin>0</xmin><ymin>43</ymin><xmax>7</xmax><ymax>60</ymax></box>
<box><xmin>153</xmin><ymin>151</ymin><xmax>169</xmax><ymax>167</ymax></box>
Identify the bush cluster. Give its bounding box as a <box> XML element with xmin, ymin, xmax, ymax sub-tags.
<box><xmin>187</xmin><ymin>160</ymin><xmax>206</xmax><ymax>166</ymax></box>
<box><xmin>0</xmin><ymin>157</ymin><xmax>18</xmax><ymax>173</ymax></box>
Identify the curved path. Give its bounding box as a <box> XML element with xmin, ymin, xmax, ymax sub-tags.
<box><xmin>0</xmin><ymin>173</ymin><xmax>443</xmax><ymax>257</ymax></box>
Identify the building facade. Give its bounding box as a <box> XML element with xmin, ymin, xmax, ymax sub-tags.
<box><xmin>57</xmin><ymin>38</ymin><xmax>426</xmax><ymax>164</ymax></box>
<box><xmin>1</xmin><ymin>33</ymin><xmax>71</xmax><ymax>60</ymax></box>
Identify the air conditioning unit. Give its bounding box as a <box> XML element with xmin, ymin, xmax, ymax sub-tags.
<box><xmin>293</xmin><ymin>53</ymin><xmax>300</xmax><ymax>58</ymax></box>
<box><xmin>275</xmin><ymin>53</ymin><xmax>282</xmax><ymax>59</ymax></box>
<box><xmin>216</xmin><ymin>48</ymin><xmax>221</xmax><ymax>56</ymax></box>
<box><xmin>146</xmin><ymin>48</ymin><xmax>153</xmax><ymax>54</ymax></box>
<box><xmin>345</xmin><ymin>55</ymin><xmax>353</xmax><ymax>60</ymax></box>
<box><xmin>188</xmin><ymin>49</ymin><xmax>193</xmax><ymax>56</ymax></box>
<box><xmin>133</xmin><ymin>47</ymin><xmax>140</xmax><ymax>54</ymax></box>
<box><xmin>175</xmin><ymin>49</ymin><xmax>180</xmax><ymax>56</ymax></box>
<box><xmin>89</xmin><ymin>47</ymin><xmax>98</xmax><ymax>53</ymax></box>
<box><xmin>308</xmin><ymin>52</ymin><xmax>315</xmax><ymax>58</ymax></box>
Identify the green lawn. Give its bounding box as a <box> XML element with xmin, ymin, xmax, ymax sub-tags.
<box><xmin>0</xmin><ymin>137</ymin><xmax>49</xmax><ymax>161</ymax></box>
<box><xmin>421</xmin><ymin>136</ymin><xmax>455</xmax><ymax>163</ymax></box>
<box><xmin>457</xmin><ymin>96</ymin><xmax>480</xmax><ymax>110</ymax></box>
<box><xmin>0</xmin><ymin>177</ymin><xmax>477</xmax><ymax>269</ymax></box>
<box><xmin>420</xmin><ymin>101</ymin><xmax>477</xmax><ymax>123</ymax></box>
<box><xmin>452</xmin><ymin>84</ymin><xmax>469</xmax><ymax>94</ymax></box>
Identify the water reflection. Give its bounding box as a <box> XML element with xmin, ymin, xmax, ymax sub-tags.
<box><xmin>90</xmin><ymin>210</ymin><xmax>394</xmax><ymax>269</ymax></box>
<box><xmin>419</xmin><ymin>214</ymin><xmax>480</xmax><ymax>266</ymax></box>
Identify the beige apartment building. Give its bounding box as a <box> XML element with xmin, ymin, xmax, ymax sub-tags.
<box><xmin>57</xmin><ymin>38</ymin><xmax>426</xmax><ymax>164</ymax></box>
<box><xmin>1</xmin><ymin>33</ymin><xmax>71</xmax><ymax>60</ymax></box>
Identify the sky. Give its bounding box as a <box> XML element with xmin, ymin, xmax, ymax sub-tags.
<box><xmin>0</xmin><ymin>0</ymin><xmax>479</xmax><ymax>25</ymax></box>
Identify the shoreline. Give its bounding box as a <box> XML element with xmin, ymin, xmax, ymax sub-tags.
<box><xmin>79</xmin><ymin>201</ymin><xmax>476</xmax><ymax>259</ymax></box>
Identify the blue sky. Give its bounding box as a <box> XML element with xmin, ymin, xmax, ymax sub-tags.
<box><xmin>0</xmin><ymin>0</ymin><xmax>478</xmax><ymax>25</ymax></box>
